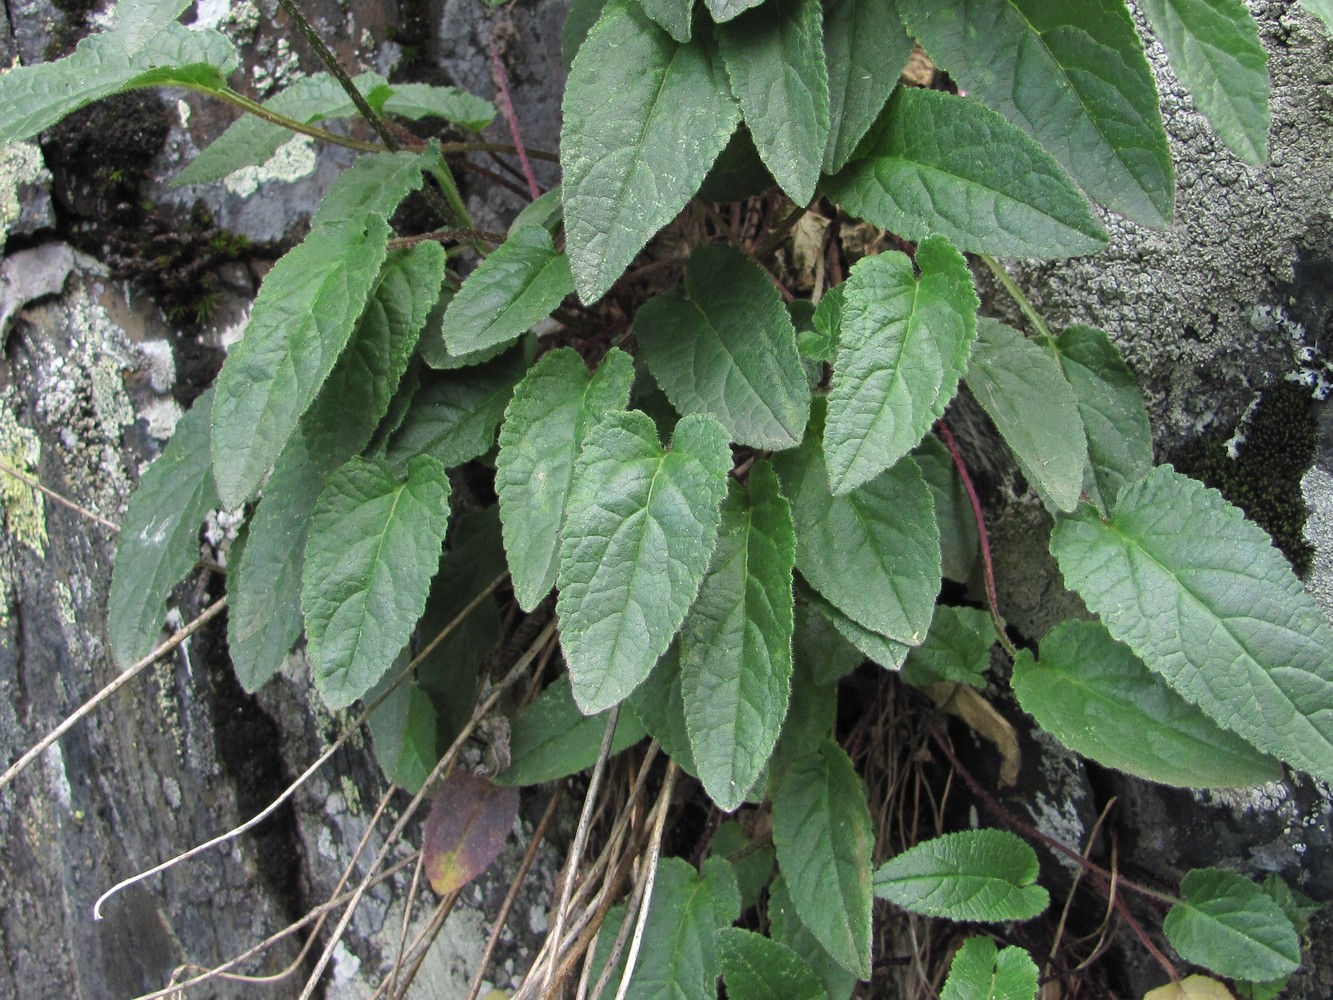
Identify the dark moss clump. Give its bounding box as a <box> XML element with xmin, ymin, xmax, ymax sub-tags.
<box><xmin>1172</xmin><ymin>381</ymin><xmax>1318</xmax><ymax>576</ymax></box>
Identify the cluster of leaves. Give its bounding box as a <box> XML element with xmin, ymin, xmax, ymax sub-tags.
<box><xmin>5</xmin><ymin>0</ymin><xmax>1333</xmax><ymax>995</ymax></box>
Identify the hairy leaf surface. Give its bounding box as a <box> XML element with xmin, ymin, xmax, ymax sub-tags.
<box><xmin>1139</xmin><ymin>0</ymin><xmax>1269</xmax><ymax>163</ymax></box>
<box><xmin>894</xmin><ymin>0</ymin><xmax>1173</xmax><ymax>227</ymax></box>
<box><xmin>797</xmin><ymin>578</ymin><xmax>910</xmax><ymax>670</ymax></box>
<box><xmin>496</xmin><ymin>348</ymin><xmax>634</xmax><ymax>610</ymax></box>
<box><xmin>825</xmin><ymin>236</ymin><xmax>978</xmax><ymax>494</ymax></box>
<box><xmin>717</xmin><ymin>929</ymin><xmax>827</xmax><ymax>1000</ymax></box>
<box><xmin>561</xmin><ymin>1</ymin><xmax>740</xmax><ymax>301</ymax></box>
<box><xmin>680</xmin><ymin>463</ymin><xmax>796</xmax><ymax>811</ymax></box>
<box><xmin>1043</xmin><ymin>325</ymin><xmax>1152</xmax><ymax>515</ymax></box>
<box><xmin>965</xmin><ymin>318</ymin><xmax>1086</xmax><ymax>512</ymax></box>
<box><xmin>772</xmin><ymin>740</ymin><xmax>874</xmax><ymax>978</ymax></box>
<box><xmin>109</xmin><ymin>389</ymin><xmax>218</xmax><ymax>667</ymax></box>
<box><xmin>377</xmin><ymin>83</ymin><xmax>495</xmax><ymax>129</ymax></box>
<box><xmin>636</xmin><ymin>243</ymin><xmax>809</xmax><ymax>449</ymax></box>
<box><xmin>705</xmin><ymin>0</ymin><xmax>766</xmax><ymax>20</ymax></box>
<box><xmin>444</xmin><ymin>225</ymin><xmax>574</xmax><ymax>357</ymax></box>
<box><xmin>717</xmin><ymin>0</ymin><xmax>830</xmax><ymax>205</ymax></box>
<box><xmin>826</xmin><ymin>88</ymin><xmax>1107</xmax><ymax>257</ymax></box>
<box><xmin>1013</xmin><ymin>620</ymin><xmax>1281</xmax><ymax>787</ymax></box>
<box><xmin>940</xmin><ymin>937</ymin><xmax>1039</xmax><ymax>1000</ymax></box>
<box><xmin>303</xmin><ymin>456</ymin><xmax>451</xmax><ymax>709</ymax></box>
<box><xmin>873</xmin><ymin>829</ymin><xmax>1049</xmax><ymax>922</ymax></box>
<box><xmin>111</xmin><ymin>0</ymin><xmax>194</xmax><ymax>55</ymax></box>
<box><xmin>1050</xmin><ymin>466</ymin><xmax>1333</xmax><ymax>780</ymax></box>
<box><xmin>557</xmin><ymin>411</ymin><xmax>730</xmax><ymax>713</ymax></box>
<box><xmin>822</xmin><ymin>0</ymin><xmax>912</xmax><ymax>173</ymax></box>
<box><xmin>901</xmin><ymin>605</ymin><xmax>993</xmax><ymax>688</ymax></box>
<box><xmin>778</xmin><ymin>402</ymin><xmax>939</xmax><ymax>645</ymax></box>
<box><xmin>770</xmin><ymin>876</ymin><xmax>858</xmax><ymax>1000</ymax></box>
<box><xmin>1164</xmin><ymin>869</ymin><xmax>1301</xmax><ymax>981</ymax></box>
<box><xmin>638</xmin><ymin>0</ymin><xmax>693</xmax><ymax>41</ymax></box>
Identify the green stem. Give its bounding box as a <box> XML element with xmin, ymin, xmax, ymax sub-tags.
<box><xmin>437</xmin><ymin>141</ymin><xmax>560</xmax><ymax>162</ymax></box>
<box><xmin>196</xmin><ymin>86</ymin><xmax>383</xmax><ymax>152</ymax></box>
<box><xmin>980</xmin><ymin>253</ymin><xmax>1053</xmax><ymax>341</ymax></box>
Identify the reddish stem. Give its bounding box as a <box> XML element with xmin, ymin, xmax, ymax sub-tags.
<box><xmin>490</xmin><ymin>32</ymin><xmax>541</xmax><ymax>202</ymax></box>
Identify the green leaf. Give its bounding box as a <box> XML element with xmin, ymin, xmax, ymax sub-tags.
<box><xmin>1163</xmin><ymin>868</ymin><xmax>1301</xmax><ymax>981</ymax></box>
<box><xmin>825</xmin><ymin>88</ymin><xmax>1108</xmax><ymax>258</ymax></box>
<box><xmin>777</xmin><ymin>401</ymin><xmax>940</xmax><ymax>646</ymax></box>
<box><xmin>638</xmin><ymin>0</ymin><xmax>694</xmax><ymax>42</ymax></box>
<box><xmin>0</xmin><ymin>24</ymin><xmax>236</xmax><ymax>145</ymax></box>
<box><xmin>681</xmin><ymin>463</ymin><xmax>796</xmax><ymax>811</ymax></box>
<box><xmin>873</xmin><ymin>829</ymin><xmax>1049</xmax><ymax>922</ymax></box>
<box><xmin>591</xmin><ymin>856</ymin><xmax>741</xmax><ymax>999</ymax></box>
<box><xmin>940</xmin><ymin>937</ymin><xmax>1039</xmax><ymax>1000</ymax></box>
<box><xmin>557</xmin><ymin>411</ymin><xmax>731</xmax><ymax>713</ymax></box>
<box><xmin>1043</xmin><ymin>325</ymin><xmax>1152</xmax><ymax>516</ymax></box>
<box><xmin>563</xmin><ymin>0</ymin><xmax>610</xmax><ymax>66</ymax></box>
<box><xmin>717</xmin><ymin>928</ymin><xmax>828</xmax><ymax>1000</ymax></box>
<box><xmin>496</xmin><ymin>675</ymin><xmax>647</xmax><ymax>786</ymax></box>
<box><xmin>710</xmin><ymin>820</ymin><xmax>775</xmax><ymax>910</ymax></box>
<box><xmin>825</xmin><ymin>236</ymin><xmax>978</xmax><ymax>494</ymax></box>
<box><xmin>366</xmin><ymin>665</ymin><xmax>439</xmax><ymax>794</ymax></box>
<box><xmin>794</xmin><ymin>603</ymin><xmax>863</xmax><ymax>687</ymax></box>
<box><xmin>769</xmin><ymin>876</ymin><xmax>858</xmax><ymax>1000</ymax></box>
<box><xmin>385</xmin><ymin>342</ymin><xmax>530</xmax><ymax>472</ymax></box>
<box><xmin>561</xmin><ymin>1</ymin><xmax>740</xmax><ymax>302</ymax></box>
<box><xmin>109</xmin><ymin>389</ymin><xmax>218</xmax><ymax>667</ymax></box>
<box><xmin>422</xmin><ymin>770</ymin><xmax>520</xmax><ymax>894</ymax></box>
<box><xmin>717</xmin><ymin>0</ymin><xmax>830</xmax><ymax>206</ymax></box>
<box><xmin>303</xmin><ymin>243</ymin><xmax>445</xmax><ymax>470</ymax></box>
<box><xmin>311</xmin><ymin>148</ymin><xmax>440</xmax><ymax>229</ymax></box>
<box><xmin>379</xmin><ymin>83</ymin><xmax>496</xmax><ymax>129</ymax></box>
<box><xmin>821</xmin><ymin>0</ymin><xmax>912</xmax><ymax>173</ymax></box>
<box><xmin>211</xmin><ymin>218</ymin><xmax>389</xmax><ymax>508</ymax></box>
<box><xmin>772</xmin><ymin>633</ymin><xmax>839</xmax><ymax>765</ymax></box>
<box><xmin>1050</xmin><ymin>466</ymin><xmax>1333</xmax><ymax>780</ymax></box>
<box><xmin>444</xmin><ymin>226</ymin><xmax>574</xmax><ymax>357</ymax></box>
<box><xmin>302</xmin><ymin>456</ymin><xmax>451</xmax><ymax>710</ymax></box>
<box><xmin>496</xmin><ymin>348</ymin><xmax>635</xmax><ymax>611</ymax></box>
<box><xmin>1139</xmin><ymin>0</ymin><xmax>1269</xmax><ymax>163</ymax></box>
<box><xmin>893</xmin><ymin>0</ymin><xmax>1174</xmax><ymax>227</ymax></box>
<box><xmin>627</xmin><ymin>643</ymin><xmax>698</xmax><ymax>776</ymax></box>
<box><xmin>913</xmin><ymin>433</ymin><xmax>979</xmax><ymax>582</ymax></box>
<box><xmin>635</xmin><ymin>243</ymin><xmax>809</xmax><ymax>449</ymax></box>
<box><xmin>901</xmin><ymin>605</ymin><xmax>993</xmax><ymax>688</ymax></box>
<box><xmin>177</xmin><ymin>72</ymin><xmax>385</xmax><ymax>186</ymax></box>
<box><xmin>110</xmin><ymin>0</ymin><xmax>193</xmax><ymax>55</ymax></box>
<box><xmin>226</xmin><ymin>434</ymin><xmax>322</xmax><ymax>691</ymax></box>
<box><xmin>1013</xmin><ymin>620</ymin><xmax>1281</xmax><ymax>787</ymax></box>
<box><xmin>797</xmin><ymin>576</ymin><xmax>910</xmax><ymax>669</ymax></box>
<box><xmin>705</xmin><ymin>0</ymin><xmax>766</xmax><ymax>19</ymax></box>
<box><xmin>771</xmin><ymin>740</ymin><xmax>874</xmax><ymax>979</ymax></box>
<box><xmin>1301</xmin><ymin>0</ymin><xmax>1333</xmax><ymax>33</ymax></box>
<box><xmin>964</xmin><ymin>318</ymin><xmax>1086</xmax><ymax>513</ymax></box>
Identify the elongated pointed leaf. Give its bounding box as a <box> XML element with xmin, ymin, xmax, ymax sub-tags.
<box><xmin>109</xmin><ymin>389</ymin><xmax>218</xmax><ymax>667</ymax></box>
<box><xmin>894</xmin><ymin>0</ymin><xmax>1174</xmax><ymax>227</ymax></box>
<box><xmin>777</xmin><ymin>403</ymin><xmax>939</xmax><ymax>645</ymax></box>
<box><xmin>0</xmin><ymin>24</ymin><xmax>236</xmax><ymax>145</ymax></box>
<box><xmin>366</xmin><ymin>665</ymin><xmax>438</xmax><ymax>793</ymax></box>
<box><xmin>1042</xmin><ymin>325</ymin><xmax>1152</xmax><ymax>515</ymax></box>
<box><xmin>638</xmin><ymin>0</ymin><xmax>694</xmax><ymax>42</ymax></box>
<box><xmin>627</xmin><ymin>643</ymin><xmax>698</xmax><ymax>775</ymax></box>
<box><xmin>211</xmin><ymin>218</ymin><xmax>389</xmax><ymax>508</ymax></box>
<box><xmin>303</xmin><ymin>456</ymin><xmax>451</xmax><ymax>709</ymax></box>
<box><xmin>636</xmin><ymin>243</ymin><xmax>809</xmax><ymax>449</ymax></box>
<box><xmin>965</xmin><ymin>318</ymin><xmax>1086</xmax><ymax>512</ymax></box>
<box><xmin>496</xmin><ymin>348</ymin><xmax>635</xmax><ymax>610</ymax></box>
<box><xmin>1164</xmin><ymin>868</ymin><xmax>1301</xmax><ymax>981</ymax></box>
<box><xmin>717</xmin><ymin>0</ymin><xmax>830</xmax><ymax>205</ymax></box>
<box><xmin>561</xmin><ymin>1</ymin><xmax>740</xmax><ymax>301</ymax></box>
<box><xmin>385</xmin><ymin>343</ymin><xmax>530</xmax><ymax>472</ymax></box>
<box><xmin>718</xmin><ymin>929</ymin><xmax>828</xmax><ymax>1000</ymax></box>
<box><xmin>769</xmin><ymin>876</ymin><xmax>858</xmax><ymax>1000</ymax></box>
<box><xmin>444</xmin><ymin>226</ymin><xmax>574</xmax><ymax>357</ymax></box>
<box><xmin>793</xmin><ymin>604</ymin><xmax>863</xmax><ymax>687</ymax></box>
<box><xmin>303</xmin><ymin>243</ymin><xmax>445</xmax><ymax>470</ymax></box>
<box><xmin>227</xmin><ymin>434</ymin><xmax>322</xmax><ymax>691</ymax></box>
<box><xmin>558</xmin><ymin>412</ymin><xmax>731</xmax><ymax>712</ymax></box>
<box><xmin>591</xmin><ymin>856</ymin><xmax>741</xmax><ymax>999</ymax></box>
<box><xmin>1014</xmin><ymin>620</ymin><xmax>1281</xmax><ymax>787</ymax></box>
<box><xmin>914</xmin><ymin>434</ymin><xmax>979</xmax><ymax>583</ymax></box>
<box><xmin>940</xmin><ymin>938</ymin><xmax>1039</xmax><ymax>1000</ymax></box>
<box><xmin>825</xmin><ymin>88</ymin><xmax>1108</xmax><ymax>257</ymax></box>
<box><xmin>771</xmin><ymin>740</ymin><xmax>874</xmax><ymax>979</ymax></box>
<box><xmin>873</xmin><ymin>829</ymin><xmax>1049</xmax><ymax>922</ymax></box>
<box><xmin>681</xmin><ymin>463</ymin><xmax>796</xmax><ymax>811</ymax></box>
<box><xmin>1050</xmin><ymin>466</ymin><xmax>1333</xmax><ymax>780</ymax></box>
<box><xmin>822</xmin><ymin>0</ymin><xmax>912</xmax><ymax>173</ymax></box>
<box><xmin>1139</xmin><ymin>0</ymin><xmax>1269</xmax><ymax>163</ymax></box>
<box><xmin>422</xmin><ymin>770</ymin><xmax>519</xmax><ymax>894</ymax></box>
<box><xmin>496</xmin><ymin>676</ymin><xmax>646</xmax><ymax>787</ymax></box>
<box><xmin>825</xmin><ymin>236</ymin><xmax>978</xmax><ymax>495</ymax></box>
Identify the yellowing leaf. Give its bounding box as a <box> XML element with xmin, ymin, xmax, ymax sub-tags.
<box><xmin>1144</xmin><ymin>975</ymin><xmax>1236</xmax><ymax>1000</ymax></box>
<box><xmin>423</xmin><ymin>769</ymin><xmax>520</xmax><ymax>895</ymax></box>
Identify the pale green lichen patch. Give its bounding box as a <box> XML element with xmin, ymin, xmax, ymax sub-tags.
<box><xmin>0</xmin><ymin>142</ymin><xmax>51</xmax><ymax>255</ymax></box>
<box><xmin>223</xmin><ymin>135</ymin><xmax>317</xmax><ymax>198</ymax></box>
<box><xmin>0</xmin><ymin>400</ymin><xmax>47</xmax><ymax>630</ymax></box>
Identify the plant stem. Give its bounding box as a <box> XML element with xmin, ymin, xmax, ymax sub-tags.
<box><xmin>755</xmin><ymin>201</ymin><xmax>810</xmax><ymax>260</ymax></box>
<box><xmin>194</xmin><ymin>85</ymin><xmax>383</xmax><ymax>153</ymax></box>
<box><xmin>979</xmin><ymin>253</ymin><xmax>1054</xmax><ymax>341</ymax></box>
<box><xmin>934</xmin><ymin>420</ymin><xmax>1018</xmax><ymax>658</ymax></box>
